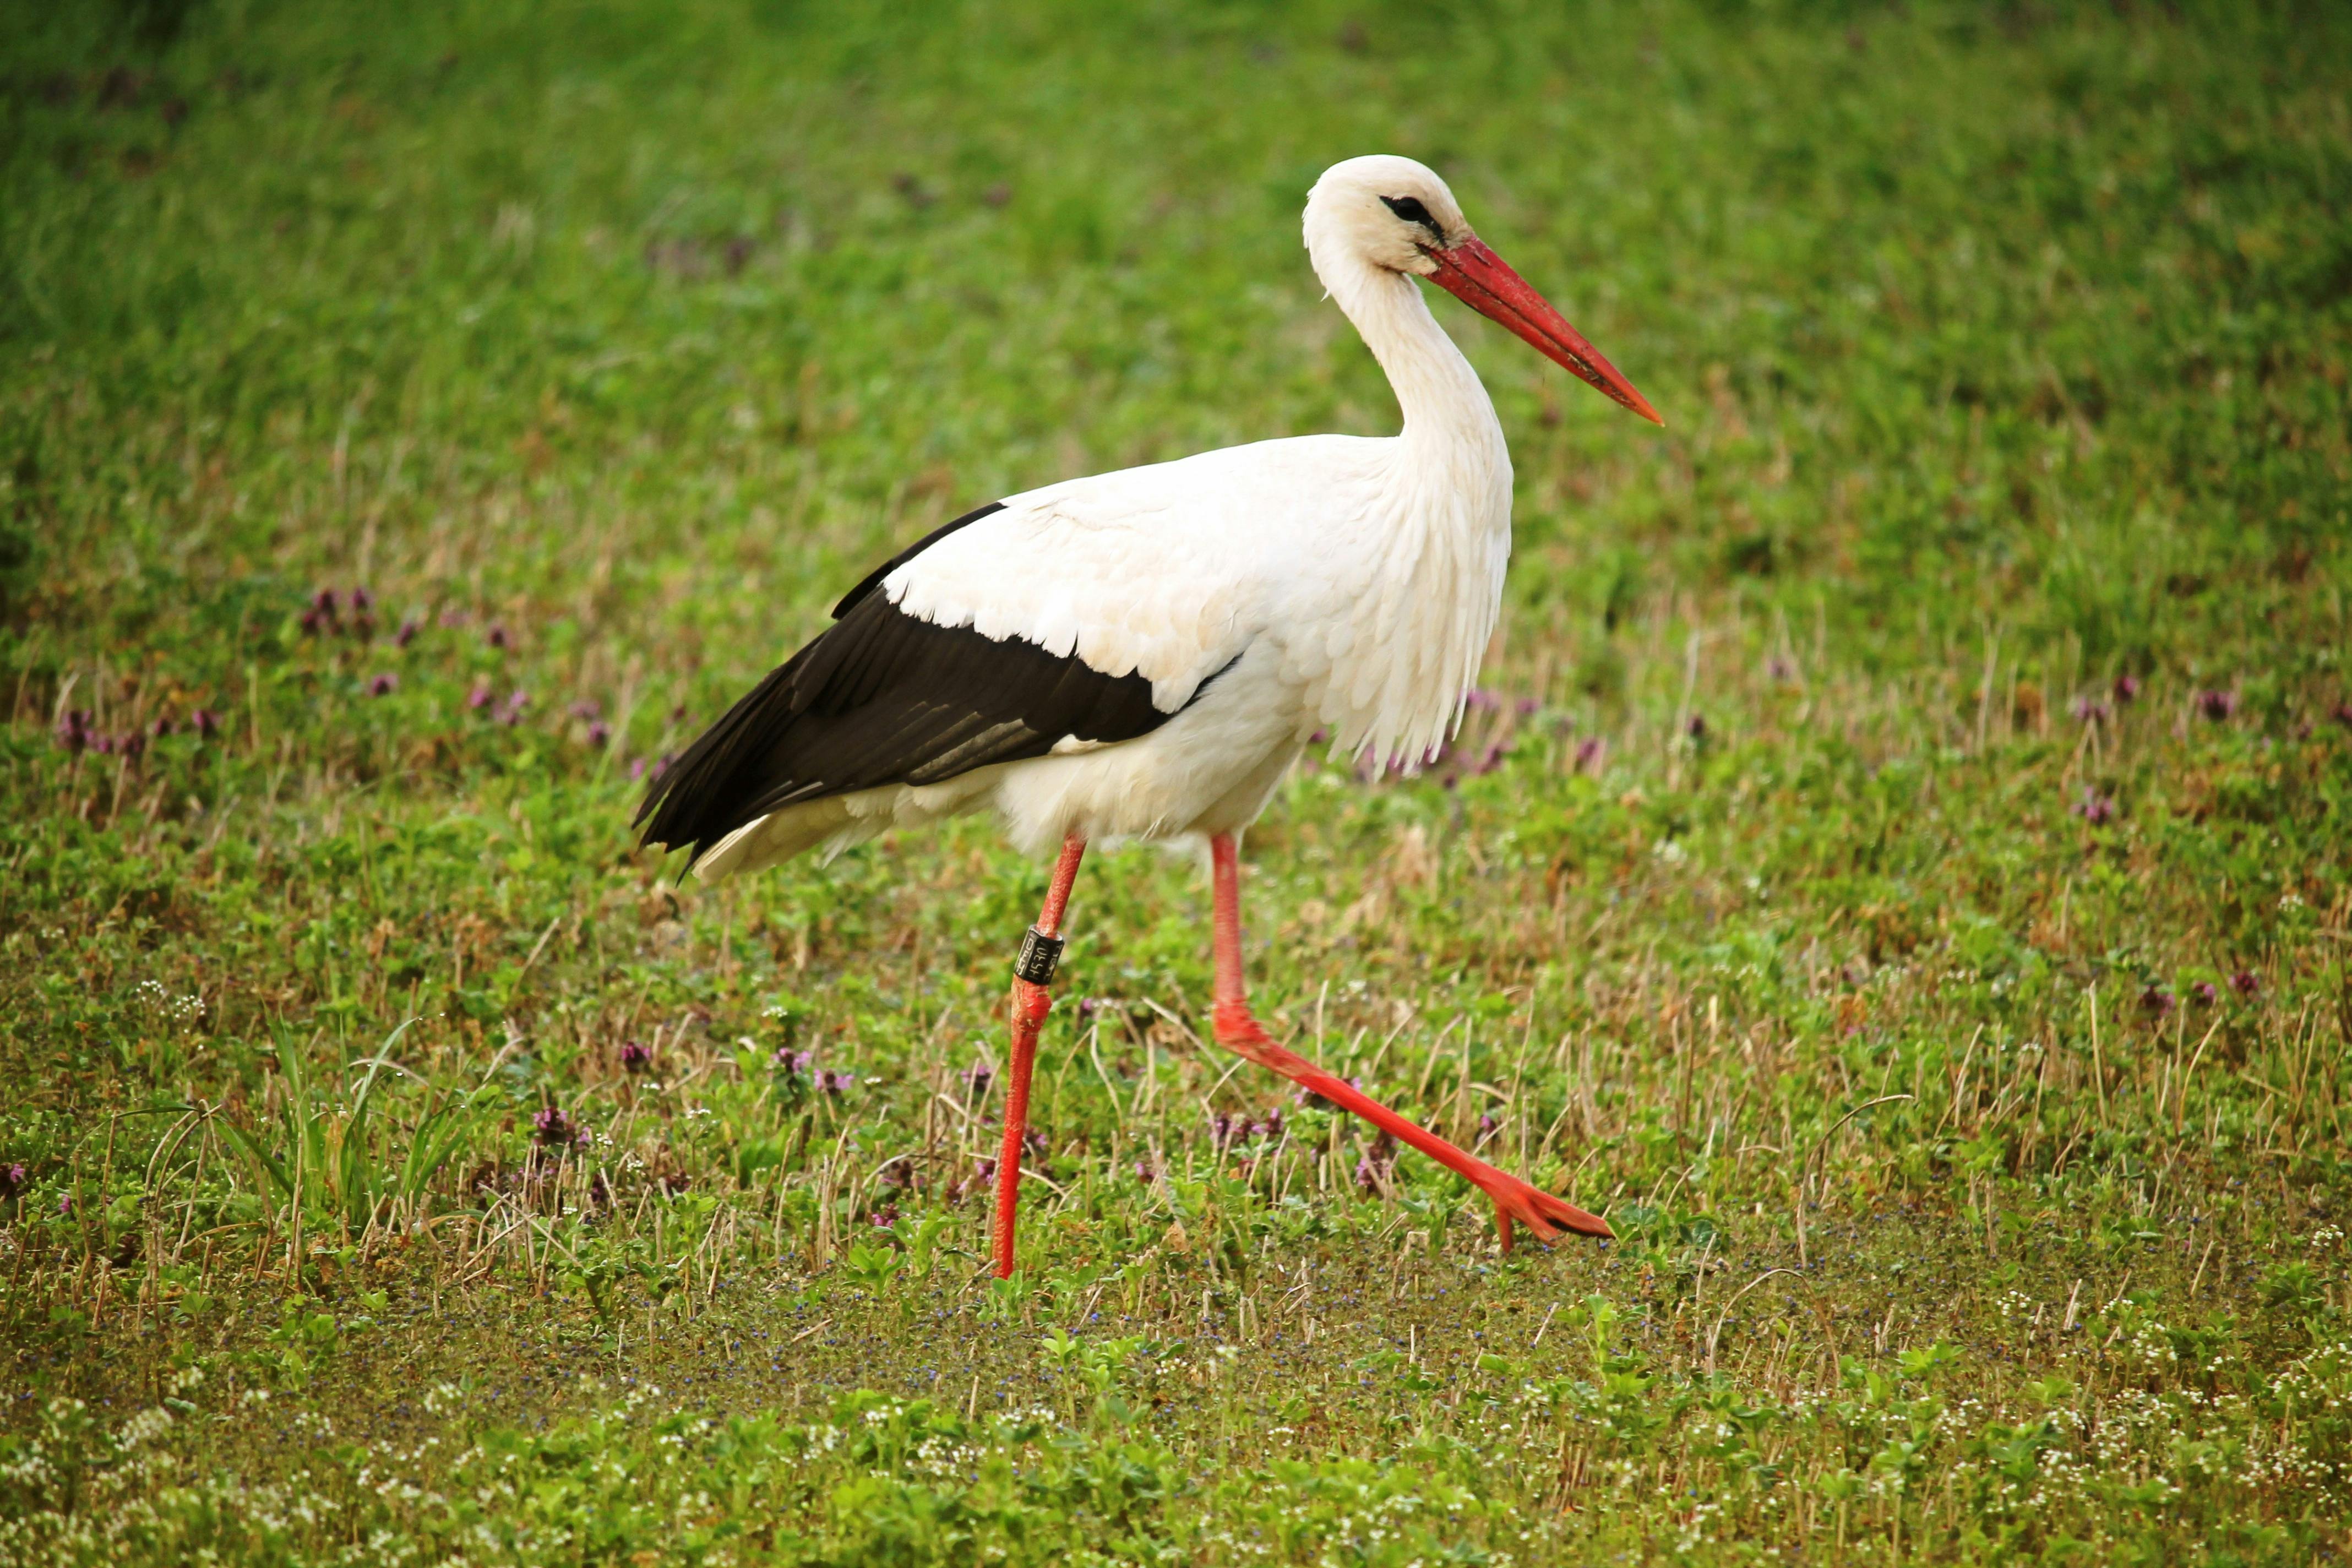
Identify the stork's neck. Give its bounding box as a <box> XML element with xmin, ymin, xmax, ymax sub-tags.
<box><xmin>1319</xmin><ymin>251</ymin><xmax>1510</xmax><ymax>480</ymax></box>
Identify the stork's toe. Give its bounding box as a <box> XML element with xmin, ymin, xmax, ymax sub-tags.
<box><xmin>1478</xmin><ymin>1170</ymin><xmax>1612</xmax><ymax>1245</ymax></box>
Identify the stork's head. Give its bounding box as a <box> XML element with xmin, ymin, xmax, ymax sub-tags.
<box><xmin>1306</xmin><ymin>155</ymin><xmax>1663</xmax><ymax>425</ymax></box>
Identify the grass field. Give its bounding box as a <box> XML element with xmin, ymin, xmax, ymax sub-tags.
<box><xmin>3</xmin><ymin>0</ymin><xmax>2351</xmax><ymax>1561</ymax></box>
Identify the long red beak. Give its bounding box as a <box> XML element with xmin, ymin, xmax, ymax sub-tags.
<box><xmin>1427</xmin><ymin>237</ymin><xmax>1664</xmax><ymax>426</ymax></box>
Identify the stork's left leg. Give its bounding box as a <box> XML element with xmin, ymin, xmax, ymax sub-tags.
<box><xmin>1205</xmin><ymin>833</ymin><xmax>1611</xmax><ymax>1250</ymax></box>
<box><xmin>992</xmin><ymin>835</ymin><xmax>1087</xmax><ymax>1280</ymax></box>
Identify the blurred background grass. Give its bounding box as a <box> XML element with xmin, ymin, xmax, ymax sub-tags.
<box><xmin>2</xmin><ymin>1</ymin><xmax>2350</xmax><ymax>1563</ymax></box>
<box><xmin>8</xmin><ymin>0</ymin><xmax>2344</xmax><ymax>691</ymax></box>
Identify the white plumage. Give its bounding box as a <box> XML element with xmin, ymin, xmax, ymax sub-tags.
<box><xmin>693</xmin><ymin>155</ymin><xmax>1551</xmax><ymax>881</ymax></box>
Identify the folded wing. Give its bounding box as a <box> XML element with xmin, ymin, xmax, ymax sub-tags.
<box><xmin>635</xmin><ymin>584</ymin><xmax>1175</xmax><ymax>864</ymax></box>
<box><xmin>638</xmin><ymin>438</ymin><xmax>1373</xmax><ymax>865</ymax></box>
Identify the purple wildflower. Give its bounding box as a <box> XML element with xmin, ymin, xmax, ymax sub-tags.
<box><xmin>350</xmin><ymin>585</ymin><xmax>372</xmax><ymax>612</ymax></box>
<box><xmin>2141</xmin><ymin>984</ymin><xmax>2175</xmax><ymax>1020</ymax></box>
<box><xmin>1573</xmin><ymin>736</ymin><xmax>1605</xmax><ymax>773</ymax></box>
<box><xmin>150</xmin><ymin>715</ymin><xmax>173</xmax><ymax>738</ymax></box>
<box><xmin>0</xmin><ymin>1164</ymin><xmax>24</xmax><ymax>1198</ymax></box>
<box><xmin>497</xmin><ymin>690</ymin><xmax>527</xmax><ymax>726</ymax></box>
<box><xmin>2070</xmin><ymin>696</ymin><xmax>2110</xmax><ymax>725</ymax></box>
<box><xmin>1477</xmin><ymin>1111</ymin><xmax>1499</xmax><ymax>1145</ymax></box>
<box><xmin>629</xmin><ymin>757</ymin><xmax>646</xmax><ymax>780</ymax></box>
<box><xmin>1766</xmin><ymin>655</ymin><xmax>1796</xmax><ymax>682</ymax></box>
<box><xmin>2230</xmin><ymin>970</ymin><xmax>2259</xmax><ymax>999</ymax></box>
<box><xmin>57</xmin><ymin>1194</ymin><xmax>73</xmax><ymax>1217</ymax></box>
<box><xmin>532</xmin><ymin>1106</ymin><xmax>590</xmax><ymax>1150</ymax></box>
<box><xmin>1308</xmin><ymin>727</ymin><xmax>1330</xmax><ymax>745</ymax></box>
<box><xmin>568</xmin><ymin>699</ymin><xmax>601</xmax><ymax>721</ymax></box>
<box><xmin>2072</xmin><ymin>787</ymin><xmax>2116</xmax><ymax>827</ymax></box>
<box><xmin>586</xmin><ymin>721</ymin><xmax>609</xmax><ymax>748</ymax></box>
<box><xmin>2333</xmin><ymin>701</ymin><xmax>2352</xmax><ymax>729</ymax></box>
<box><xmin>869</xmin><ymin>1202</ymin><xmax>899</xmax><ymax>1229</ymax></box>
<box><xmin>772</xmin><ymin>1047</ymin><xmax>813</xmax><ymax>1077</ymax></box>
<box><xmin>1256</xmin><ymin>1106</ymin><xmax>1284</xmax><ymax>1141</ymax></box>
<box><xmin>1463</xmin><ymin>688</ymin><xmax>1499</xmax><ymax>713</ymax></box>
<box><xmin>1685</xmin><ymin>714</ymin><xmax>1708</xmax><ymax>742</ymax></box>
<box><xmin>1022</xmin><ymin>1128</ymin><xmax>1048</xmax><ymax>1159</ymax></box>
<box><xmin>55</xmin><ymin>710</ymin><xmax>91</xmax><ymax>753</ymax></box>
<box><xmin>191</xmin><ymin>708</ymin><xmax>221</xmax><ymax>739</ymax></box>
<box><xmin>486</xmin><ymin>622</ymin><xmax>510</xmax><ymax>650</ymax></box>
<box><xmin>117</xmin><ymin>731</ymin><xmax>145</xmax><ymax>760</ymax></box>
<box><xmin>301</xmin><ymin>585</ymin><xmax>339</xmax><ymax>634</ymax></box>
<box><xmin>618</xmin><ymin>1040</ymin><xmax>652</xmax><ymax>1074</ymax></box>
<box><xmin>2195</xmin><ymin>689</ymin><xmax>2236</xmax><ymax>721</ymax></box>
<box><xmin>1134</xmin><ymin>1159</ymin><xmax>1159</xmax><ymax>1184</ymax></box>
<box><xmin>1074</xmin><ymin>996</ymin><xmax>1102</xmax><ymax>1024</ymax></box>
<box><xmin>2192</xmin><ymin>981</ymin><xmax>2219</xmax><ymax>1006</ymax></box>
<box><xmin>962</xmin><ymin>1061</ymin><xmax>994</xmax><ymax>1095</ymax></box>
<box><xmin>2113</xmin><ymin>673</ymin><xmax>2141</xmax><ymax>704</ymax></box>
<box><xmin>466</xmin><ymin>682</ymin><xmax>494</xmax><ymax>712</ymax></box>
<box><xmin>395</xmin><ymin>618</ymin><xmax>420</xmax><ymax>647</ymax></box>
<box><xmin>366</xmin><ymin>673</ymin><xmax>397</xmax><ymax>697</ymax></box>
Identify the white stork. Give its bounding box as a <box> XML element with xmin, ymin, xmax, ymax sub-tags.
<box><xmin>639</xmin><ymin>155</ymin><xmax>1660</xmax><ymax>1275</ymax></box>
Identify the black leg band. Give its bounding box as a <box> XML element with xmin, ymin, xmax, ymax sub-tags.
<box><xmin>1014</xmin><ymin>927</ymin><xmax>1064</xmax><ymax>985</ymax></box>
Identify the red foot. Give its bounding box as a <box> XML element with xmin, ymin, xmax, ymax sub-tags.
<box><xmin>1209</xmin><ymin>1001</ymin><xmax>1611</xmax><ymax>1248</ymax></box>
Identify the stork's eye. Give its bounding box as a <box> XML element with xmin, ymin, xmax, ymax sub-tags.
<box><xmin>1381</xmin><ymin>195</ymin><xmax>1445</xmax><ymax>243</ymax></box>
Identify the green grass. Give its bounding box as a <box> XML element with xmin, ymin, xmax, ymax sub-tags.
<box><xmin>3</xmin><ymin>0</ymin><xmax>2350</xmax><ymax>1561</ymax></box>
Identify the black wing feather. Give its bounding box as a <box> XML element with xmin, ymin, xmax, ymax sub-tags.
<box><xmin>829</xmin><ymin>501</ymin><xmax>1006</xmax><ymax>620</ymax></box>
<box><xmin>635</xmin><ymin>589</ymin><xmax>1172</xmax><ymax>863</ymax></box>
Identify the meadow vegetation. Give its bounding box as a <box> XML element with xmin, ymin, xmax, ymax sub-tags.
<box><xmin>2</xmin><ymin>0</ymin><xmax>2349</xmax><ymax>1561</ymax></box>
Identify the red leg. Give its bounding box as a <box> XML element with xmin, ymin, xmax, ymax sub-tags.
<box><xmin>1207</xmin><ymin>834</ymin><xmax>1610</xmax><ymax>1249</ymax></box>
<box><xmin>992</xmin><ymin>835</ymin><xmax>1087</xmax><ymax>1279</ymax></box>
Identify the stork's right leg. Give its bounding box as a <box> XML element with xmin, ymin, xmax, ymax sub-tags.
<box><xmin>1204</xmin><ymin>833</ymin><xmax>1610</xmax><ymax>1250</ymax></box>
<box><xmin>992</xmin><ymin>835</ymin><xmax>1087</xmax><ymax>1280</ymax></box>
